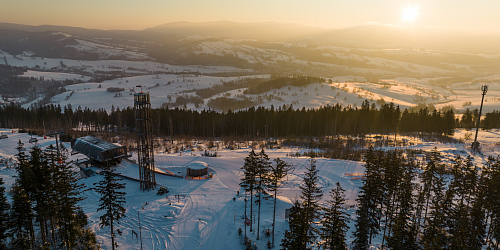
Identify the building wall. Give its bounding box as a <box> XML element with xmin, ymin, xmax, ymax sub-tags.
<box><xmin>187</xmin><ymin>167</ymin><xmax>208</xmax><ymax>177</ymax></box>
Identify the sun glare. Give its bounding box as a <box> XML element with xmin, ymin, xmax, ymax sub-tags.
<box><xmin>401</xmin><ymin>6</ymin><xmax>419</xmax><ymax>22</ymax></box>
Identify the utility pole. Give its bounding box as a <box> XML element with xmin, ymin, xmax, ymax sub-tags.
<box><xmin>472</xmin><ymin>85</ymin><xmax>488</xmax><ymax>152</ymax></box>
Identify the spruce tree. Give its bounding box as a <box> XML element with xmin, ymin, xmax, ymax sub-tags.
<box><xmin>380</xmin><ymin>150</ymin><xmax>403</xmax><ymax>248</ymax></box>
<box><xmin>267</xmin><ymin>158</ymin><xmax>293</xmax><ymax>248</ymax></box>
<box><xmin>29</xmin><ymin>145</ymin><xmax>52</xmax><ymax>247</ymax></box>
<box><xmin>280</xmin><ymin>201</ymin><xmax>309</xmax><ymax>250</ymax></box>
<box><xmin>320</xmin><ymin>182</ymin><xmax>349</xmax><ymax>250</ymax></box>
<box><xmin>11</xmin><ymin>140</ymin><xmax>35</xmax><ymax>249</ymax></box>
<box><xmin>0</xmin><ymin>178</ymin><xmax>9</xmax><ymax>250</ymax></box>
<box><xmin>482</xmin><ymin>156</ymin><xmax>500</xmax><ymax>249</ymax></box>
<box><xmin>385</xmin><ymin>153</ymin><xmax>418</xmax><ymax>250</ymax></box>
<box><xmin>418</xmin><ymin>149</ymin><xmax>442</xmax><ymax>233</ymax></box>
<box><xmin>352</xmin><ymin>203</ymin><xmax>370</xmax><ymax>250</ymax></box>
<box><xmin>421</xmin><ymin>152</ymin><xmax>449</xmax><ymax>249</ymax></box>
<box><xmin>94</xmin><ymin>168</ymin><xmax>126</xmax><ymax>250</ymax></box>
<box><xmin>447</xmin><ymin>155</ymin><xmax>486</xmax><ymax>250</ymax></box>
<box><xmin>467</xmin><ymin>184</ymin><xmax>486</xmax><ymax>250</ymax></box>
<box><xmin>47</xmin><ymin>144</ymin><xmax>86</xmax><ymax>248</ymax></box>
<box><xmin>9</xmin><ymin>183</ymin><xmax>34</xmax><ymax>250</ymax></box>
<box><xmin>300</xmin><ymin>158</ymin><xmax>323</xmax><ymax>247</ymax></box>
<box><xmin>352</xmin><ymin>147</ymin><xmax>383</xmax><ymax>249</ymax></box>
<box><xmin>240</xmin><ymin>149</ymin><xmax>258</xmax><ymax>232</ymax></box>
<box><xmin>256</xmin><ymin>149</ymin><xmax>270</xmax><ymax>240</ymax></box>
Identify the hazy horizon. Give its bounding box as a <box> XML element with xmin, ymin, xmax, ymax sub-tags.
<box><xmin>1</xmin><ymin>0</ymin><xmax>500</xmax><ymax>35</ymax></box>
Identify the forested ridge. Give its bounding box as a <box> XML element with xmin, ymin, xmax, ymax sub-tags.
<box><xmin>0</xmin><ymin>100</ymin><xmax>460</xmax><ymax>137</ymax></box>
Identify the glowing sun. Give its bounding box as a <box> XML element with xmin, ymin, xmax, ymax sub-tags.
<box><xmin>401</xmin><ymin>6</ymin><xmax>419</xmax><ymax>22</ymax></box>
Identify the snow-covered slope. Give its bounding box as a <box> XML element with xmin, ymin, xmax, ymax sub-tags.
<box><xmin>0</xmin><ymin>129</ymin><xmax>499</xmax><ymax>249</ymax></box>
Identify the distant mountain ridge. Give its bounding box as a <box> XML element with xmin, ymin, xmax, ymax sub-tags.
<box><xmin>144</xmin><ymin>20</ymin><xmax>326</xmax><ymax>41</ymax></box>
<box><xmin>1</xmin><ymin>21</ymin><xmax>499</xmax><ymax>56</ymax></box>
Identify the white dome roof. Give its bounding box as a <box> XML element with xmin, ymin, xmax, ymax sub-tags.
<box><xmin>187</xmin><ymin>161</ymin><xmax>208</xmax><ymax>170</ymax></box>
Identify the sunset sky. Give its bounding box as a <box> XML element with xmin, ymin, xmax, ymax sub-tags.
<box><xmin>1</xmin><ymin>0</ymin><xmax>499</xmax><ymax>34</ymax></box>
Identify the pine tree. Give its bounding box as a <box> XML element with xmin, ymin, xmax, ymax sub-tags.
<box><xmin>240</xmin><ymin>149</ymin><xmax>258</xmax><ymax>232</ymax></box>
<box><xmin>482</xmin><ymin>156</ymin><xmax>500</xmax><ymax>249</ymax></box>
<box><xmin>418</xmin><ymin>149</ymin><xmax>442</xmax><ymax>233</ymax></box>
<box><xmin>385</xmin><ymin>153</ymin><xmax>418</xmax><ymax>250</ymax></box>
<box><xmin>352</xmin><ymin>147</ymin><xmax>383</xmax><ymax>249</ymax></box>
<box><xmin>267</xmin><ymin>158</ymin><xmax>294</xmax><ymax>248</ymax></box>
<box><xmin>320</xmin><ymin>182</ymin><xmax>349</xmax><ymax>250</ymax></box>
<box><xmin>29</xmin><ymin>145</ymin><xmax>52</xmax><ymax>247</ymax></box>
<box><xmin>47</xmin><ymin>144</ymin><xmax>86</xmax><ymax>248</ymax></box>
<box><xmin>256</xmin><ymin>149</ymin><xmax>270</xmax><ymax>240</ymax></box>
<box><xmin>352</xmin><ymin>203</ymin><xmax>370</xmax><ymax>250</ymax></box>
<box><xmin>94</xmin><ymin>168</ymin><xmax>126</xmax><ymax>250</ymax></box>
<box><xmin>11</xmin><ymin>140</ymin><xmax>35</xmax><ymax>249</ymax></box>
<box><xmin>467</xmin><ymin>183</ymin><xmax>487</xmax><ymax>250</ymax></box>
<box><xmin>0</xmin><ymin>178</ymin><xmax>9</xmax><ymax>250</ymax></box>
<box><xmin>9</xmin><ymin>183</ymin><xmax>33</xmax><ymax>250</ymax></box>
<box><xmin>422</xmin><ymin>152</ymin><xmax>449</xmax><ymax>249</ymax></box>
<box><xmin>280</xmin><ymin>201</ymin><xmax>309</xmax><ymax>250</ymax></box>
<box><xmin>380</xmin><ymin>150</ymin><xmax>403</xmax><ymax>248</ymax></box>
<box><xmin>300</xmin><ymin>158</ymin><xmax>323</xmax><ymax>247</ymax></box>
<box><xmin>447</xmin><ymin>155</ymin><xmax>486</xmax><ymax>250</ymax></box>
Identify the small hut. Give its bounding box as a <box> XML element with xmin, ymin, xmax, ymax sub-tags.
<box><xmin>186</xmin><ymin>161</ymin><xmax>208</xmax><ymax>177</ymax></box>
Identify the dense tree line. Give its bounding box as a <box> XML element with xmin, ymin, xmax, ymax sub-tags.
<box><xmin>399</xmin><ymin>108</ymin><xmax>455</xmax><ymax>134</ymax></box>
<box><xmin>244</xmin><ymin>76</ymin><xmax>325</xmax><ymax>95</ymax></box>
<box><xmin>270</xmin><ymin>149</ymin><xmax>500</xmax><ymax>249</ymax></box>
<box><xmin>352</xmin><ymin>148</ymin><xmax>500</xmax><ymax>249</ymax></box>
<box><xmin>482</xmin><ymin>110</ymin><xmax>500</xmax><ymax>129</ymax></box>
<box><xmin>0</xmin><ymin>100</ymin><xmax>460</xmax><ymax>138</ymax></box>
<box><xmin>3</xmin><ymin>141</ymin><xmax>100</xmax><ymax>249</ymax></box>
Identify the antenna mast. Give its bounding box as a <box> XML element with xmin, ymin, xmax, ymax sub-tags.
<box><xmin>472</xmin><ymin>85</ymin><xmax>488</xmax><ymax>152</ymax></box>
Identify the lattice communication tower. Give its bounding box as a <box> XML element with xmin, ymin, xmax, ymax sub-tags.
<box><xmin>134</xmin><ymin>89</ymin><xmax>156</xmax><ymax>191</ymax></box>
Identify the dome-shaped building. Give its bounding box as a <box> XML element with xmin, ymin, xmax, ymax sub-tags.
<box><xmin>186</xmin><ymin>161</ymin><xmax>209</xmax><ymax>177</ymax></box>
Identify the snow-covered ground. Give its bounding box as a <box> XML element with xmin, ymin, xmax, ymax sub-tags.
<box><xmin>0</xmin><ymin>129</ymin><xmax>499</xmax><ymax>249</ymax></box>
<box><xmin>2</xmin><ymin>47</ymin><xmax>500</xmax><ymax>114</ymax></box>
<box><xmin>35</xmin><ymin>71</ymin><xmax>500</xmax><ymax>114</ymax></box>
<box><xmin>0</xmin><ymin>50</ymin><xmax>253</xmax><ymax>76</ymax></box>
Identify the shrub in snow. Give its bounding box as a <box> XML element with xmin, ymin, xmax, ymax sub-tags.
<box><xmin>266</xmin><ymin>240</ymin><xmax>272</xmax><ymax>249</ymax></box>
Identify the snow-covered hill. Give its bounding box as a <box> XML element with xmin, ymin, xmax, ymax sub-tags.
<box><xmin>0</xmin><ymin>128</ymin><xmax>499</xmax><ymax>249</ymax></box>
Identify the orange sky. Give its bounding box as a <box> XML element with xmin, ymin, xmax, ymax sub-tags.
<box><xmin>1</xmin><ymin>0</ymin><xmax>499</xmax><ymax>34</ymax></box>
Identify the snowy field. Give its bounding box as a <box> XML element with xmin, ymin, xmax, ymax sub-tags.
<box><xmin>0</xmin><ymin>50</ymin><xmax>253</xmax><ymax>76</ymax></box>
<box><xmin>2</xmin><ymin>49</ymin><xmax>500</xmax><ymax>114</ymax></box>
<box><xmin>0</xmin><ymin>129</ymin><xmax>499</xmax><ymax>249</ymax></box>
<box><xmin>17</xmin><ymin>69</ymin><xmax>500</xmax><ymax>114</ymax></box>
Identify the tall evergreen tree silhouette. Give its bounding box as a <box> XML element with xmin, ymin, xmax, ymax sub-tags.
<box><xmin>300</xmin><ymin>158</ymin><xmax>323</xmax><ymax>247</ymax></box>
<box><xmin>281</xmin><ymin>201</ymin><xmax>309</xmax><ymax>250</ymax></box>
<box><xmin>95</xmin><ymin>168</ymin><xmax>126</xmax><ymax>250</ymax></box>
<box><xmin>256</xmin><ymin>149</ymin><xmax>270</xmax><ymax>240</ymax></box>
<box><xmin>320</xmin><ymin>182</ymin><xmax>349</xmax><ymax>250</ymax></box>
<box><xmin>267</xmin><ymin>157</ymin><xmax>293</xmax><ymax>247</ymax></box>
<box><xmin>0</xmin><ymin>178</ymin><xmax>10</xmax><ymax>250</ymax></box>
<box><xmin>240</xmin><ymin>149</ymin><xmax>258</xmax><ymax>232</ymax></box>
